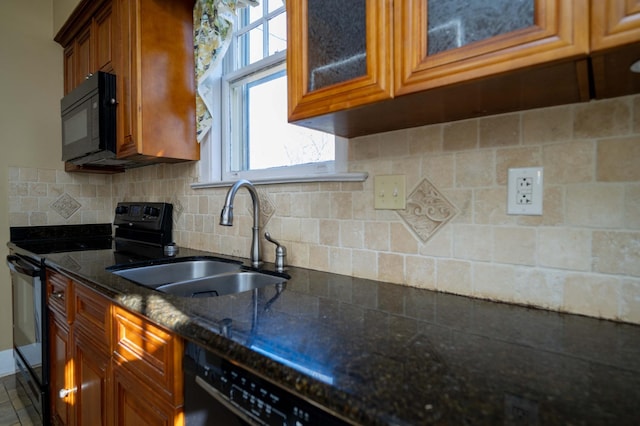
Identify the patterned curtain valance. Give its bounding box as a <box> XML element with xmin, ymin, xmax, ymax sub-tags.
<box><xmin>193</xmin><ymin>0</ymin><xmax>259</xmax><ymax>142</ymax></box>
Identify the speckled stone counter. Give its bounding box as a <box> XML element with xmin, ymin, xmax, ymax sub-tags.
<box><xmin>11</xmin><ymin>243</ymin><xmax>640</xmax><ymax>425</ymax></box>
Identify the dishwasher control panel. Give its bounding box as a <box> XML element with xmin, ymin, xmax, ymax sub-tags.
<box><xmin>185</xmin><ymin>342</ymin><xmax>349</xmax><ymax>426</ymax></box>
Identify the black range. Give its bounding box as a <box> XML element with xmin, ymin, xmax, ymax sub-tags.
<box><xmin>9</xmin><ymin>229</ymin><xmax>640</xmax><ymax>425</ymax></box>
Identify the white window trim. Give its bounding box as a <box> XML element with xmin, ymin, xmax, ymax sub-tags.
<box><xmin>193</xmin><ymin>48</ymin><xmax>367</xmax><ymax>189</ymax></box>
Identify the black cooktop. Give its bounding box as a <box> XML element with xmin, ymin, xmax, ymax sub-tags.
<box><xmin>10</xmin><ymin>224</ymin><xmax>113</xmax><ymax>254</ymax></box>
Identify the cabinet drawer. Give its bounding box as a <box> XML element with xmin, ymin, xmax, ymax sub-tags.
<box><xmin>74</xmin><ymin>283</ymin><xmax>112</xmax><ymax>351</ymax></box>
<box><xmin>47</xmin><ymin>271</ymin><xmax>73</xmax><ymax>322</ymax></box>
<box><xmin>112</xmin><ymin>307</ymin><xmax>183</xmax><ymax>405</ymax></box>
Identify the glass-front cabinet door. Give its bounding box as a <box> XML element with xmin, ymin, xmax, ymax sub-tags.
<box><xmin>287</xmin><ymin>0</ymin><xmax>392</xmax><ymax>126</ymax></box>
<box><xmin>394</xmin><ymin>0</ymin><xmax>590</xmax><ymax>95</ymax></box>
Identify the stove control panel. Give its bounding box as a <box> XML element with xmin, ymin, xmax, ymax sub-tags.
<box><xmin>114</xmin><ymin>202</ymin><xmax>173</xmax><ymax>247</ymax></box>
<box><xmin>114</xmin><ymin>202</ymin><xmax>171</xmax><ymax>227</ymax></box>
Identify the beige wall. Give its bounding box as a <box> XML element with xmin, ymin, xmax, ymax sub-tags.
<box><xmin>54</xmin><ymin>0</ymin><xmax>82</xmax><ymax>35</ymax></box>
<box><xmin>0</xmin><ymin>0</ymin><xmax>68</xmax><ymax>351</ymax></box>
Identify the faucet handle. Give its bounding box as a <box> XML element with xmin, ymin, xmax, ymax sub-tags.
<box><xmin>265</xmin><ymin>232</ymin><xmax>287</xmax><ymax>273</ymax></box>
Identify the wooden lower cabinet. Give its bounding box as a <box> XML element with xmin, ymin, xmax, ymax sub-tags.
<box><xmin>50</xmin><ymin>315</ymin><xmax>73</xmax><ymax>426</ymax></box>
<box><xmin>47</xmin><ymin>270</ymin><xmax>184</xmax><ymax>425</ymax></box>
<box><xmin>113</xmin><ymin>366</ymin><xmax>182</xmax><ymax>426</ymax></box>
<box><xmin>74</xmin><ymin>330</ymin><xmax>111</xmax><ymax>426</ymax></box>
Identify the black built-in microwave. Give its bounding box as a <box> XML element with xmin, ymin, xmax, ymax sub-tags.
<box><xmin>61</xmin><ymin>71</ymin><xmax>116</xmax><ymax>165</ymax></box>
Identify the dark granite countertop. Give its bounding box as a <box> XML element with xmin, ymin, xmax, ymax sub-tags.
<box><xmin>9</xmin><ymin>243</ymin><xmax>640</xmax><ymax>425</ymax></box>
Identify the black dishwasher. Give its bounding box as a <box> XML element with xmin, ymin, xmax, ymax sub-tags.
<box><xmin>183</xmin><ymin>342</ymin><xmax>349</xmax><ymax>426</ymax></box>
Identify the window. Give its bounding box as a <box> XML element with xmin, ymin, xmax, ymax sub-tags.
<box><xmin>197</xmin><ymin>0</ymin><xmax>359</xmax><ymax>186</ymax></box>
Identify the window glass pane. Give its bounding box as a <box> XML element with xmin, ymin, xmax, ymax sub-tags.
<box><xmin>220</xmin><ymin>5</ymin><xmax>335</xmax><ymax>180</ymax></box>
<box><xmin>249</xmin><ymin>2</ymin><xmax>262</xmax><ymax>24</ymax></box>
<box><xmin>230</xmin><ymin>70</ymin><xmax>334</xmax><ymax>172</ymax></box>
<box><xmin>268</xmin><ymin>0</ymin><xmax>283</xmax><ymax>14</ymax></box>
<box><xmin>237</xmin><ymin>25</ymin><xmax>264</xmax><ymax>66</ymax></box>
<box><xmin>268</xmin><ymin>13</ymin><xmax>287</xmax><ymax>56</ymax></box>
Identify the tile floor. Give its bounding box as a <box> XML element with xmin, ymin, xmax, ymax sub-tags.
<box><xmin>0</xmin><ymin>374</ymin><xmax>40</xmax><ymax>426</ymax></box>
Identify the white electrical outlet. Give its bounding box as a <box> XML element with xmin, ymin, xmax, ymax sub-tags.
<box><xmin>507</xmin><ymin>167</ymin><xmax>543</xmax><ymax>215</ymax></box>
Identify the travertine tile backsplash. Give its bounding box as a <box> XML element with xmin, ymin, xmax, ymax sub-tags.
<box><xmin>8</xmin><ymin>95</ymin><xmax>640</xmax><ymax>324</ymax></box>
<box><xmin>8</xmin><ymin>167</ymin><xmax>112</xmax><ymax>225</ymax></box>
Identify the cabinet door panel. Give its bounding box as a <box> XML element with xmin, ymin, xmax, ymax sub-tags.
<box><xmin>395</xmin><ymin>0</ymin><xmax>589</xmax><ymax>95</ymax></box>
<box><xmin>112</xmin><ymin>307</ymin><xmax>183</xmax><ymax>405</ymax></box>
<box><xmin>95</xmin><ymin>2</ymin><xmax>115</xmax><ymax>72</ymax></box>
<box><xmin>113</xmin><ymin>367</ymin><xmax>182</xmax><ymax>426</ymax></box>
<box><xmin>64</xmin><ymin>45</ymin><xmax>75</xmax><ymax>95</ymax></box>
<box><xmin>591</xmin><ymin>0</ymin><xmax>640</xmax><ymax>51</ymax></box>
<box><xmin>288</xmin><ymin>0</ymin><xmax>392</xmax><ymax>124</ymax></box>
<box><xmin>50</xmin><ymin>316</ymin><xmax>73</xmax><ymax>426</ymax></box>
<box><xmin>76</xmin><ymin>25</ymin><xmax>93</xmax><ymax>86</ymax></box>
<box><xmin>74</xmin><ymin>331</ymin><xmax>111</xmax><ymax>426</ymax></box>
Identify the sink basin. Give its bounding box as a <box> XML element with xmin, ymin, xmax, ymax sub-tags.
<box><xmin>156</xmin><ymin>271</ymin><xmax>286</xmax><ymax>298</ymax></box>
<box><xmin>108</xmin><ymin>257</ymin><xmax>242</xmax><ymax>288</ymax></box>
<box><xmin>108</xmin><ymin>256</ymin><xmax>288</xmax><ymax>297</ymax></box>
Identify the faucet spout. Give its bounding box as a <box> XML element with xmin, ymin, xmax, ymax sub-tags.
<box><xmin>220</xmin><ymin>179</ymin><xmax>261</xmax><ymax>267</ymax></box>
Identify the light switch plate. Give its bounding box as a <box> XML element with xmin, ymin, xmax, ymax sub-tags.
<box><xmin>374</xmin><ymin>175</ymin><xmax>406</xmax><ymax>210</ymax></box>
<box><xmin>507</xmin><ymin>167</ymin><xmax>543</xmax><ymax>215</ymax></box>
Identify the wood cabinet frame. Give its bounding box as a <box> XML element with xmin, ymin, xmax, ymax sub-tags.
<box><xmin>287</xmin><ymin>0</ymin><xmax>393</xmax><ymax>122</ymax></box>
<box><xmin>394</xmin><ymin>0</ymin><xmax>590</xmax><ymax>95</ymax></box>
<box><xmin>591</xmin><ymin>0</ymin><xmax>640</xmax><ymax>51</ymax></box>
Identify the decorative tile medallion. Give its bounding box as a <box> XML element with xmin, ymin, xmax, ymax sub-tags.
<box><xmin>254</xmin><ymin>189</ymin><xmax>275</xmax><ymax>228</ymax></box>
<box><xmin>51</xmin><ymin>193</ymin><xmax>81</xmax><ymax>219</ymax></box>
<box><xmin>170</xmin><ymin>193</ymin><xmax>185</xmax><ymax>224</ymax></box>
<box><xmin>397</xmin><ymin>178</ymin><xmax>458</xmax><ymax>243</ymax></box>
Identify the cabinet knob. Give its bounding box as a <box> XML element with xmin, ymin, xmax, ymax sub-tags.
<box><xmin>52</xmin><ymin>291</ymin><xmax>64</xmax><ymax>300</ymax></box>
<box><xmin>85</xmin><ymin>73</ymin><xmax>94</xmax><ymax>79</ymax></box>
<box><xmin>59</xmin><ymin>387</ymin><xmax>77</xmax><ymax>399</ymax></box>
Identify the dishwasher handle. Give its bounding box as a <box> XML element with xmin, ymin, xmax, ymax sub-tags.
<box><xmin>6</xmin><ymin>255</ymin><xmax>41</xmax><ymax>277</ymax></box>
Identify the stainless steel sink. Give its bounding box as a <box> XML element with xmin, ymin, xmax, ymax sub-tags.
<box><xmin>107</xmin><ymin>256</ymin><xmax>288</xmax><ymax>297</ymax></box>
<box><xmin>109</xmin><ymin>257</ymin><xmax>242</xmax><ymax>288</ymax></box>
<box><xmin>156</xmin><ymin>271</ymin><xmax>286</xmax><ymax>298</ymax></box>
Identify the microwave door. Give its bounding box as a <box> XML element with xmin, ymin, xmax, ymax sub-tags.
<box><xmin>62</xmin><ymin>95</ymin><xmax>97</xmax><ymax>161</ymax></box>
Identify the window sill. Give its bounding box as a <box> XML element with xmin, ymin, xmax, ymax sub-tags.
<box><xmin>191</xmin><ymin>172</ymin><xmax>369</xmax><ymax>189</ymax></box>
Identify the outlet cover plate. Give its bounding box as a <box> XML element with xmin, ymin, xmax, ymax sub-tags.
<box><xmin>374</xmin><ymin>175</ymin><xmax>406</xmax><ymax>210</ymax></box>
<box><xmin>507</xmin><ymin>167</ymin><xmax>543</xmax><ymax>215</ymax></box>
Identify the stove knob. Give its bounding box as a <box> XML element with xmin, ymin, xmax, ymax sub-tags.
<box><xmin>115</xmin><ymin>205</ymin><xmax>129</xmax><ymax>215</ymax></box>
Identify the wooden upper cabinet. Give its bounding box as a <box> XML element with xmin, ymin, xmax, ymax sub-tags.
<box><xmin>287</xmin><ymin>0</ymin><xmax>593</xmax><ymax>137</ymax></box>
<box><xmin>58</xmin><ymin>0</ymin><xmax>115</xmax><ymax>95</ymax></box>
<box><xmin>287</xmin><ymin>0</ymin><xmax>393</xmax><ymax>123</ymax></box>
<box><xmin>115</xmin><ymin>0</ymin><xmax>198</xmax><ymax>164</ymax></box>
<box><xmin>56</xmin><ymin>0</ymin><xmax>198</xmax><ymax>172</ymax></box>
<box><xmin>395</xmin><ymin>0</ymin><xmax>590</xmax><ymax>95</ymax></box>
<box><xmin>591</xmin><ymin>0</ymin><xmax>640</xmax><ymax>51</ymax></box>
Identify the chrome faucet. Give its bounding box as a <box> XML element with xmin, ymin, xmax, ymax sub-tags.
<box><xmin>220</xmin><ymin>179</ymin><xmax>261</xmax><ymax>267</ymax></box>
